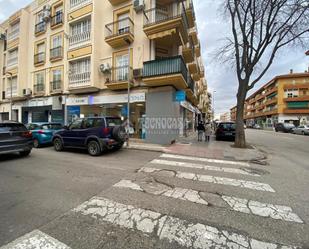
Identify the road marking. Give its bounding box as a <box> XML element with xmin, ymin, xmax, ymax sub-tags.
<box><xmin>0</xmin><ymin>230</ymin><xmax>71</xmax><ymax>249</ymax></box>
<box><xmin>151</xmin><ymin>159</ymin><xmax>260</xmax><ymax>176</ymax></box>
<box><xmin>114</xmin><ymin>179</ymin><xmax>208</xmax><ymax>205</ymax></box>
<box><xmin>114</xmin><ymin>180</ymin><xmax>301</xmax><ymax>223</ymax></box>
<box><xmin>160</xmin><ymin>153</ymin><xmax>250</xmax><ymax>166</ymax></box>
<box><xmin>73</xmin><ymin>197</ymin><xmax>298</xmax><ymax>249</ymax></box>
<box><xmin>139</xmin><ymin>167</ymin><xmax>275</xmax><ymax>192</ymax></box>
<box><xmin>222</xmin><ymin>196</ymin><xmax>303</xmax><ymax>223</ymax></box>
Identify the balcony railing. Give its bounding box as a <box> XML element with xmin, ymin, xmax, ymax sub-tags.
<box><xmin>33</xmin><ymin>84</ymin><xmax>45</xmax><ymax>94</ymax></box>
<box><xmin>51</xmin><ymin>12</ymin><xmax>63</xmax><ymax>27</ymax></box>
<box><xmin>35</xmin><ymin>21</ymin><xmax>46</xmax><ymax>34</ymax></box>
<box><xmin>107</xmin><ymin>66</ymin><xmax>133</xmax><ymax>83</ymax></box>
<box><xmin>143</xmin><ymin>55</ymin><xmax>188</xmax><ymax>81</ymax></box>
<box><xmin>105</xmin><ymin>17</ymin><xmax>134</xmax><ymax>38</ymax></box>
<box><xmin>7</xmin><ymin>57</ymin><xmax>18</xmax><ymax>67</ymax></box>
<box><xmin>69</xmin><ymin>72</ymin><xmax>91</xmax><ymax>87</ymax></box>
<box><xmin>70</xmin><ymin>0</ymin><xmax>92</xmax><ymax>10</ymax></box>
<box><xmin>8</xmin><ymin>28</ymin><xmax>19</xmax><ymax>41</ymax></box>
<box><xmin>187</xmin><ymin>74</ymin><xmax>195</xmax><ymax>93</ymax></box>
<box><xmin>144</xmin><ymin>6</ymin><xmax>184</xmax><ymax>27</ymax></box>
<box><xmin>50</xmin><ymin>80</ymin><xmax>62</xmax><ymax>92</ymax></box>
<box><xmin>34</xmin><ymin>52</ymin><xmax>45</xmax><ymax>64</ymax></box>
<box><xmin>50</xmin><ymin>46</ymin><xmax>63</xmax><ymax>60</ymax></box>
<box><xmin>69</xmin><ymin>31</ymin><xmax>91</xmax><ymax>48</ymax></box>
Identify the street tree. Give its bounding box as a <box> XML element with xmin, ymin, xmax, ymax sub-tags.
<box><xmin>221</xmin><ymin>0</ymin><xmax>309</xmax><ymax>148</ymax></box>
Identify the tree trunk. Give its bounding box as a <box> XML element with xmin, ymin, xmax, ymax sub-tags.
<box><xmin>234</xmin><ymin>81</ymin><xmax>248</xmax><ymax>148</ymax></box>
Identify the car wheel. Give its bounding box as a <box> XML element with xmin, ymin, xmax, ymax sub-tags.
<box><xmin>33</xmin><ymin>139</ymin><xmax>40</xmax><ymax>148</ymax></box>
<box><xmin>87</xmin><ymin>140</ymin><xmax>101</xmax><ymax>156</ymax></box>
<box><xmin>20</xmin><ymin>150</ymin><xmax>31</xmax><ymax>157</ymax></box>
<box><xmin>54</xmin><ymin>138</ymin><xmax>63</xmax><ymax>151</ymax></box>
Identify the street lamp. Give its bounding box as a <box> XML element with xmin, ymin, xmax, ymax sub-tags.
<box><xmin>6</xmin><ymin>72</ymin><xmax>13</xmax><ymax>120</ymax></box>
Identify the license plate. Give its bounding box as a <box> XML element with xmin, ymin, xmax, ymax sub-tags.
<box><xmin>225</xmin><ymin>133</ymin><xmax>232</xmax><ymax>136</ymax></box>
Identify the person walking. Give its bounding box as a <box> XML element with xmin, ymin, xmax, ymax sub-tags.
<box><xmin>197</xmin><ymin>121</ymin><xmax>205</xmax><ymax>141</ymax></box>
<box><xmin>205</xmin><ymin>122</ymin><xmax>212</xmax><ymax>142</ymax></box>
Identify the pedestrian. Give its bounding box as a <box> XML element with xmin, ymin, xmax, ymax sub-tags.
<box><xmin>205</xmin><ymin>122</ymin><xmax>212</xmax><ymax>142</ymax></box>
<box><xmin>197</xmin><ymin>121</ymin><xmax>205</xmax><ymax>141</ymax></box>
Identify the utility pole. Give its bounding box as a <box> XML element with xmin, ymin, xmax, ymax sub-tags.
<box><xmin>6</xmin><ymin>72</ymin><xmax>13</xmax><ymax>120</ymax></box>
<box><xmin>126</xmin><ymin>45</ymin><xmax>131</xmax><ymax>147</ymax></box>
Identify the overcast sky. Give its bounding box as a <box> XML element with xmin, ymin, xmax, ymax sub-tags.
<box><xmin>1</xmin><ymin>0</ymin><xmax>308</xmax><ymax>116</ymax></box>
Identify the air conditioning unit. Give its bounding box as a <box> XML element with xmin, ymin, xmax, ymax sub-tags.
<box><xmin>42</xmin><ymin>5</ymin><xmax>51</xmax><ymax>22</ymax></box>
<box><xmin>23</xmin><ymin>88</ymin><xmax>32</xmax><ymax>96</ymax></box>
<box><xmin>99</xmin><ymin>63</ymin><xmax>111</xmax><ymax>74</ymax></box>
<box><xmin>133</xmin><ymin>68</ymin><xmax>142</xmax><ymax>79</ymax></box>
<box><xmin>133</xmin><ymin>0</ymin><xmax>145</xmax><ymax>12</ymax></box>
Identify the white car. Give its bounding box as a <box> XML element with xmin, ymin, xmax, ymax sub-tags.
<box><xmin>293</xmin><ymin>125</ymin><xmax>309</xmax><ymax>135</ymax></box>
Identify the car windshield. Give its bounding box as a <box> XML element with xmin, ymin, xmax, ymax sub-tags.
<box><xmin>220</xmin><ymin>123</ymin><xmax>236</xmax><ymax>129</ymax></box>
<box><xmin>0</xmin><ymin>123</ymin><xmax>27</xmax><ymax>132</ymax></box>
<box><xmin>106</xmin><ymin>118</ymin><xmax>122</xmax><ymax>127</ymax></box>
<box><xmin>284</xmin><ymin>123</ymin><xmax>295</xmax><ymax>128</ymax></box>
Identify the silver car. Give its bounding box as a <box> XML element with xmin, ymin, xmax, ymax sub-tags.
<box><xmin>293</xmin><ymin>125</ymin><xmax>309</xmax><ymax>135</ymax></box>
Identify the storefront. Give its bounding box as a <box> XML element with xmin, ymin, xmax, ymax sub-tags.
<box><xmin>22</xmin><ymin>96</ymin><xmax>65</xmax><ymax>124</ymax></box>
<box><xmin>66</xmin><ymin>92</ymin><xmax>146</xmax><ymax>139</ymax></box>
<box><xmin>180</xmin><ymin>100</ymin><xmax>197</xmax><ymax>136</ymax></box>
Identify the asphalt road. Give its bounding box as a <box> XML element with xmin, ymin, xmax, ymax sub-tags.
<box><xmin>0</xmin><ymin>130</ymin><xmax>308</xmax><ymax>249</ymax></box>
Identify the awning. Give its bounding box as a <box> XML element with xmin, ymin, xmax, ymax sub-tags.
<box><xmin>148</xmin><ymin>28</ymin><xmax>176</xmax><ymax>40</ymax></box>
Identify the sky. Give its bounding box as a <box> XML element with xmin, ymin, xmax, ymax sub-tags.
<box><xmin>1</xmin><ymin>0</ymin><xmax>308</xmax><ymax>116</ymax></box>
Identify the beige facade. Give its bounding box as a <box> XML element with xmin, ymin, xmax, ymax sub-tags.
<box><xmin>0</xmin><ymin>0</ymin><xmax>209</xmax><ymax>142</ymax></box>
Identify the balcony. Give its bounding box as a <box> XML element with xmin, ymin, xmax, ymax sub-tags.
<box><xmin>34</xmin><ymin>52</ymin><xmax>45</xmax><ymax>65</ymax></box>
<box><xmin>283</xmin><ymin>108</ymin><xmax>309</xmax><ymax>114</ymax></box>
<box><xmin>69</xmin><ymin>31</ymin><xmax>91</xmax><ymax>49</ymax></box>
<box><xmin>50</xmin><ymin>46</ymin><xmax>63</xmax><ymax>61</ymax></box>
<box><xmin>195</xmin><ymin>42</ymin><xmax>201</xmax><ymax>57</ymax></box>
<box><xmin>182</xmin><ymin>40</ymin><xmax>194</xmax><ymax>63</ymax></box>
<box><xmin>105</xmin><ymin>66</ymin><xmax>133</xmax><ymax>90</ymax></box>
<box><xmin>189</xmin><ymin>26</ymin><xmax>198</xmax><ymax>45</ymax></box>
<box><xmin>143</xmin><ymin>55</ymin><xmax>189</xmax><ymax>90</ymax></box>
<box><xmin>283</xmin><ymin>83</ymin><xmax>309</xmax><ymax>90</ymax></box>
<box><xmin>188</xmin><ymin>60</ymin><xmax>198</xmax><ymax>74</ymax></box>
<box><xmin>185</xmin><ymin>75</ymin><xmax>197</xmax><ymax>104</ymax></box>
<box><xmin>185</xmin><ymin>0</ymin><xmax>195</xmax><ymax>28</ymax></box>
<box><xmin>143</xmin><ymin>6</ymin><xmax>188</xmax><ymax>45</ymax></box>
<box><xmin>105</xmin><ymin>18</ymin><xmax>134</xmax><ymax>48</ymax></box>
<box><xmin>108</xmin><ymin>0</ymin><xmax>128</xmax><ymax>5</ymax></box>
<box><xmin>7</xmin><ymin>57</ymin><xmax>18</xmax><ymax>68</ymax></box>
<box><xmin>69</xmin><ymin>71</ymin><xmax>93</xmax><ymax>91</ymax></box>
<box><xmin>284</xmin><ymin>96</ymin><xmax>309</xmax><ymax>102</ymax></box>
<box><xmin>35</xmin><ymin>21</ymin><xmax>46</xmax><ymax>35</ymax></box>
<box><xmin>33</xmin><ymin>84</ymin><xmax>45</xmax><ymax>95</ymax></box>
<box><xmin>50</xmin><ymin>80</ymin><xmax>62</xmax><ymax>94</ymax></box>
<box><xmin>265</xmin><ymin>97</ymin><xmax>277</xmax><ymax>106</ymax></box>
<box><xmin>51</xmin><ymin>12</ymin><xmax>63</xmax><ymax>28</ymax></box>
<box><xmin>70</xmin><ymin>0</ymin><xmax>92</xmax><ymax>10</ymax></box>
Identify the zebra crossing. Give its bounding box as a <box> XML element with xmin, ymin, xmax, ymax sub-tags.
<box><xmin>1</xmin><ymin>153</ymin><xmax>304</xmax><ymax>249</ymax></box>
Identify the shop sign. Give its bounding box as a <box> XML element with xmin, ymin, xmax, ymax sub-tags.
<box><xmin>92</xmin><ymin>92</ymin><xmax>145</xmax><ymax>105</ymax></box>
<box><xmin>181</xmin><ymin>101</ymin><xmax>196</xmax><ymax>113</ymax></box>
<box><xmin>27</xmin><ymin>97</ymin><xmax>53</xmax><ymax>107</ymax></box>
<box><xmin>174</xmin><ymin>90</ymin><xmax>186</xmax><ymax>102</ymax></box>
<box><xmin>66</xmin><ymin>97</ymin><xmax>89</xmax><ymax>106</ymax></box>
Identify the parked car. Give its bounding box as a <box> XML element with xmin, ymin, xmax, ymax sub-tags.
<box><xmin>52</xmin><ymin>117</ymin><xmax>126</xmax><ymax>156</ymax></box>
<box><xmin>215</xmin><ymin>122</ymin><xmax>236</xmax><ymax>141</ymax></box>
<box><xmin>0</xmin><ymin>121</ymin><xmax>33</xmax><ymax>156</ymax></box>
<box><xmin>26</xmin><ymin>122</ymin><xmax>63</xmax><ymax>148</ymax></box>
<box><xmin>253</xmin><ymin>124</ymin><xmax>261</xmax><ymax>129</ymax></box>
<box><xmin>293</xmin><ymin>125</ymin><xmax>309</xmax><ymax>135</ymax></box>
<box><xmin>274</xmin><ymin>123</ymin><xmax>295</xmax><ymax>133</ymax></box>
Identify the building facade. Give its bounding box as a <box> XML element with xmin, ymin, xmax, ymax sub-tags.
<box><xmin>220</xmin><ymin>112</ymin><xmax>230</xmax><ymax>122</ymax></box>
<box><xmin>0</xmin><ymin>0</ymin><xmax>209</xmax><ymax>144</ymax></box>
<box><xmin>231</xmin><ymin>72</ymin><xmax>309</xmax><ymax>128</ymax></box>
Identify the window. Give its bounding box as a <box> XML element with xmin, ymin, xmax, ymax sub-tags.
<box><xmin>34</xmin><ymin>42</ymin><xmax>45</xmax><ymax>64</ymax></box>
<box><xmin>52</xmin><ymin>34</ymin><xmax>62</xmax><ymax>48</ymax></box>
<box><xmin>69</xmin><ymin>18</ymin><xmax>91</xmax><ymax>47</ymax></box>
<box><xmin>287</xmin><ymin>93</ymin><xmax>293</xmax><ymax>98</ymax></box>
<box><xmin>8</xmin><ymin>21</ymin><xmax>20</xmax><ymax>40</ymax></box>
<box><xmin>69</xmin><ymin>119</ymin><xmax>83</xmax><ymax>129</ymax></box>
<box><xmin>35</xmin><ymin>12</ymin><xmax>46</xmax><ymax>34</ymax></box>
<box><xmin>6</xmin><ymin>76</ymin><xmax>17</xmax><ymax>97</ymax></box>
<box><xmin>7</xmin><ymin>48</ymin><xmax>18</xmax><ymax>67</ymax></box>
<box><xmin>117</xmin><ymin>12</ymin><xmax>130</xmax><ymax>34</ymax></box>
<box><xmin>70</xmin><ymin>58</ymin><xmax>90</xmax><ymax>75</ymax></box>
<box><xmin>51</xmin><ymin>5</ymin><xmax>63</xmax><ymax>26</ymax></box>
<box><xmin>50</xmin><ymin>34</ymin><xmax>63</xmax><ymax>59</ymax></box>
<box><xmin>69</xmin><ymin>58</ymin><xmax>91</xmax><ymax>86</ymax></box>
<box><xmin>34</xmin><ymin>71</ymin><xmax>45</xmax><ymax>93</ymax></box>
<box><xmin>51</xmin><ymin>68</ymin><xmax>62</xmax><ymax>91</ymax></box>
<box><xmin>115</xmin><ymin>53</ymin><xmax>129</xmax><ymax>81</ymax></box>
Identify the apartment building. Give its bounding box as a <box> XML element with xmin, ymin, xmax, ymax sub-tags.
<box><xmin>231</xmin><ymin>72</ymin><xmax>309</xmax><ymax>128</ymax></box>
<box><xmin>0</xmin><ymin>0</ymin><xmax>209</xmax><ymax>144</ymax></box>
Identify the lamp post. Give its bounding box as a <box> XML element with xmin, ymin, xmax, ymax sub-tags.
<box><xmin>6</xmin><ymin>72</ymin><xmax>13</xmax><ymax>120</ymax></box>
<box><xmin>126</xmin><ymin>45</ymin><xmax>131</xmax><ymax>147</ymax></box>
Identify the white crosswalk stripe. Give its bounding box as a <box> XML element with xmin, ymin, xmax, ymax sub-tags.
<box><xmin>113</xmin><ymin>179</ymin><xmax>303</xmax><ymax>224</ymax></box>
<box><xmin>160</xmin><ymin>153</ymin><xmax>251</xmax><ymax>167</ymax></box>
<box><xmin>139</xmin><ymin>167</ymin><xmax>275</xmax><ymax>192</ymax></box>
<box><xmin>0</xmin><ymin>230</ymin><xmax>71</xmax><ymax>249</ymax></box>
<box><xmin>73</xmin><ymin>196</ymin><xmax>298</xmax><ymax>249</ymax></box>
<box><xmin>150</xmin><ymin>159</ymin><xmax>260</xmax><ymax>176</ymax></box>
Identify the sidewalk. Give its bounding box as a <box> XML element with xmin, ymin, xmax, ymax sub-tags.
<box><xmin>126</xmin><ymin>134</ymin><xmax>266</xmax><ymax>163</ymax></box>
